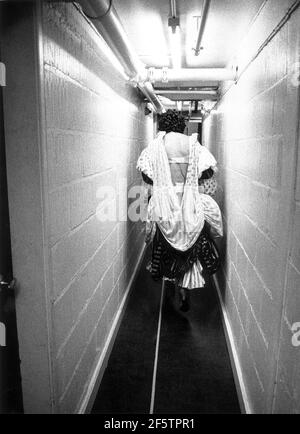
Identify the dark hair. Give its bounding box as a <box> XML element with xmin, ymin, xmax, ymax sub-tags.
<box><xmin>158</xmin><ymin>109</ymin><xmax>186</xmax><ymax>134</ymax></box>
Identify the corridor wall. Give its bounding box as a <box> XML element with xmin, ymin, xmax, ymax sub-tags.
<box><xmin>2</xmin><ymin>2</ymin><xmax>152</xmax><ymax>413</ymax></box>
<box><xmin>203</xmin><ymin>1</ymin><xmax>300</xmax><ymax>414</ymax></box>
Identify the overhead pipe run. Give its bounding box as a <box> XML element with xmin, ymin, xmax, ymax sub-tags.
<box><xmin>140</xmin><ymin>82</ymin><xmax>166</xmax><ymax>114</ymax></box>
<box><xmin>169</xmin><ymin>0</ymin><xmax>180</xmax><ymax>31</ymax></box>
<box><xmin>79</xmin><ymin>0</ymin><xmax>165</xmax><ymax>113</ymax></box>
<box><xmin>79</xmin><ymin>0</ymin><xmax>142</xmax><ymax>78</ymax></box>
<box><xmin>156</xmin><ymin>90</ymin><xmax>218</xmax><ymax>101</ymax></box>
<box><xmin>193</xmin><ymin>0</ymin><xmax>211</xmax><ymax>56</ymax></box>
<box><xmin>142</xmin><ymin>67</ymin><xmax>237</xmax><ymax>84</ymax></box>
<box><xmin>170</xmin><ymin>0</ymin><xmax>177</xmax><ymax>18</ymax></box>
<box><xmin>78</xmin><ymin>1</ymin><xmax>235</xmax><ymax>112</ymax></box>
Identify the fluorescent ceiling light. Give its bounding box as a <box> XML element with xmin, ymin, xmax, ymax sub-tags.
<box><xmin>169</xmin><ymin>26</ymin><xmax>182</xmax><ymax>69</ymax></box>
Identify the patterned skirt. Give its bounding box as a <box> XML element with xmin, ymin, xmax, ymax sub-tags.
<box><xmin>150</xmin><ymin>222</ymin><xmax>220</xmax><ymax>288</ymax></box>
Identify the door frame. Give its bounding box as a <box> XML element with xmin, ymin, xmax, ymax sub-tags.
<box><xmin>1</xmin><ymin>3</ymin><xmax>54</xmax><ymax>414</ymax></box>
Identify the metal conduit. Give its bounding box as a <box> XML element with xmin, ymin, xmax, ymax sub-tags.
<box><xmin>79</xmin><ymin>0</ymin><xmax>165</xmax><ymax>113</ymax></box>
<box><xmin>194</xmin><ymin>0</ymin><xmax>211</xmax><ymax>56</ymax></box>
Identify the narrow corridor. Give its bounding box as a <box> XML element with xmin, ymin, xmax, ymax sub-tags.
<box><xmin>0</xmin><ymin>0</ymin><xmax>300</xmax><ymax>416</ymax></box>
<box><xmin>92</xmin><ymin>249</ymin><xmax>240</xmax><ymax>414</ymax></box>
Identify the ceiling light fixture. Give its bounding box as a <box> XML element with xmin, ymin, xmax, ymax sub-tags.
<box><xmin>168</xmin><ymin>0</ymin><xmax>181</xmax><ymax>70</ymax></box>
<box><xmin>168</xmin><ymin>25</ymin><xmax>181</xmax><ymax>69</ymax></box>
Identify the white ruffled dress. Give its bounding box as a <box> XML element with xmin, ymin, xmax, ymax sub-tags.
<box><xmin>137</xmin><ymin>131</ymin><xmax>223</xmax><ymax>289</ymax></box>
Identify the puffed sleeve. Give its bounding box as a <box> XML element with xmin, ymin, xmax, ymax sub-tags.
<box><xmin>198</xmin><ymin>146</ymin><xmax>217</xmax><ymax>176</ymax></box>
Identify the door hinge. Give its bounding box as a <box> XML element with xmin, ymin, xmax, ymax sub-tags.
<box><xmin>0</xmin><ymin>62</ymin><xmax>6</xmax><ymax>87</ymax></box>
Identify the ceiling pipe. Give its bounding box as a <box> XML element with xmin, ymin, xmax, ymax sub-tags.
<box><xmin>170</xmin><ymin>0</ymin><xmax>177</xmax><ymax>18</ymax></box>
<box><xmin>79</xmin><ymin>0</ymin><xmax>165</xmax><ymax>113</ymax></box>
<box><xmin>193</xmin><ymin>0</ymin><xmax>211</xmax><ymax>56</ymax></box>
<box><xmin>78</xmin><ymin>1</ymin><xmax>235</xmax><ymax>111</ymax></box>
<box><xmin>140</xmin><ymin>82</ymin><xmax>166</xmax><ymax>114</ymax></box>
<box><xmin>79</xmin><ymin>0</ymin><xmax>142</xmax><ymax>78</ymax></box>
<box><xmin>156</xmin><ymin>90</ymin><xmax>218</xmax><ymax>101</ymax></box>
<box><xmin>143</xmin><ymin>67</ymin><xmax>236</xmax><ymax>83</ymax></box>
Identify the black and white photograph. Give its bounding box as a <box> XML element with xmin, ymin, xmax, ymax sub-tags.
<box><xmin>0</xmin><ymin>0</ymin><xmax>299</xmax><ymax>418</ymax></box>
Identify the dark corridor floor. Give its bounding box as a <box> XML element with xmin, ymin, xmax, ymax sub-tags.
<box><xmin>92</xmin><ymin>249</ymin><xmax>240</xmax><ymax>414</ymax></box>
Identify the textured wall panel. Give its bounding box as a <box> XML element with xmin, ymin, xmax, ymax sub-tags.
<box><xmin>203</xmin><ymin>4</ymin><xmax>300</xmax><ymax>414</ymax></box>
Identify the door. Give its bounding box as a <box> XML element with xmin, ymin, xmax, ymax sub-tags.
<box><xmin>0</xmin><ymin>69</ymin><xmax>23</xmax><ymax>413</ymax></box>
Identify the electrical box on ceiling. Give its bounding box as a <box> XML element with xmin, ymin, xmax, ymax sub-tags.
<box><xmin>0</xmin><ymin>63</ymin><xmax>6</xmax><ymax>87</ymax></box>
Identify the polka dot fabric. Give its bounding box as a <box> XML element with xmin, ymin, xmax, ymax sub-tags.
<box><xmin>199</xmin><ymin>176</ymin><xmax>218</xmax><ymax>196</ymax></box>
